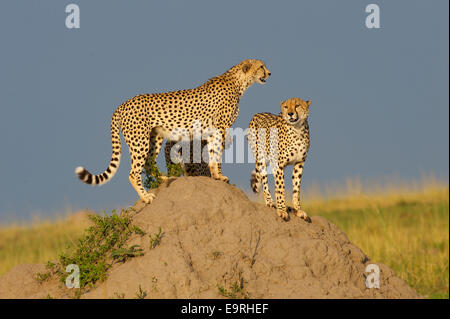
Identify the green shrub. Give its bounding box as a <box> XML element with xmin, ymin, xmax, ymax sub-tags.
<box><xmin>37</xmin><ymin>209</ymin><xmax>144</xmax><ymax>292</ymax></box>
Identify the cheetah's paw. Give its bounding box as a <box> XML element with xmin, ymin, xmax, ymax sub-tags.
<box><xmin>277</xmin><ymin>210</ymin><xmax>290</xmax><ymax>221</ymax></box>
<box><xmin>142</xmin><ymin>192</ymin><xmax>156</xmax><ymax>204</ymax></box>
<box><xmin>296</xmin><ymin>209</ymin><xmax>311</xmax><ymax>223</ymax></box>
<box><xmin>214</xmin><ymin>175</ymin><xmax>229</xmax><ymax>183</ymax></box>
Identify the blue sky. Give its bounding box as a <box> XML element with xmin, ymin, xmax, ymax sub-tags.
<box><xmin>0</xmin><ymin>0</ymin><xmax>448</xmax><ymax>221</ymax></box>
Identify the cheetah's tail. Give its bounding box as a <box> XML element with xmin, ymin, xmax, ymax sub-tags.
<box><xmin>75</xmin><ymin>113</ymin><xmax>122</xmax><ymax>186</ymax></box>
<box><xmin>250</xmin><ymin>170</ymin><xmax>261</xmax><ymax>193</ymax></box>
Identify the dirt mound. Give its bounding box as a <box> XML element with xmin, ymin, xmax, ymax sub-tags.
<box><xmin>0</xmin><ymin>177</ymin><xmax>419</xmax><ymax>298</ymax></box>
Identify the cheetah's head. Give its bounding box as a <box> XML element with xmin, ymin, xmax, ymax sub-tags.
<box><xmin>281</xmin><ymin>98</ymin><xmax>311</xmax><ymax>125</ymax></box>
<box><xmin>237</xmin><ymin>59</ymin><xmax>271</xmax><ymax>85</ymax></box>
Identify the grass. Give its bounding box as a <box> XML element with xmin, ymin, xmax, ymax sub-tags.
<box><xmin>135</xmin><ymin>285</ymin><xmax>148</xmax><ymax>299</ymax></box>
<box><xmin>0</xmin><ymin>178</ymin><xmax>448</xmax><ymax>299</ymax></box>
<box><xmin>300</xmin><ymin>183</ymin><xmax>449</xmax><ymax>299</ymax></box>
<box><xmin>217</xmin><ymin>278</ymin><xmax>249</xmax><ymax>299</ymax></box>
<box><xmin>307</xmin><ymin>198</ymin><xmax>449</xmax><ymax>298</ymax></box>
<box><xmin>0</xmin><ymin>214</ymin><xmax>88</xmax><ymax>276</ymax></box>
<box><xmin>149</xmin><ymin>227</ymin><xmax>163</xmax><ymax>249</ymax></box>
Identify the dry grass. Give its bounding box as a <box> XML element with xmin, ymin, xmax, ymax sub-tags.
<box><xmin>0</xmin><ymin>211</ymin><xmax>91</xmax><ymax>276</ymax></box>
<box><xmin>304</xmin><ymin>192</ymin><xmax>449</xmax><ymax>299</ymax></box>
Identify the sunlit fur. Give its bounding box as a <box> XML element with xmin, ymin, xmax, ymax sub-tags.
<box><xmin>247</xmin><ymin>97</ymin><xmax>311</xmax><ymax>222</ymax></box>
<box><xmin>75</xmin><ymin>59</ymin><xmax>271</xmax><ymax>204</ymax></box>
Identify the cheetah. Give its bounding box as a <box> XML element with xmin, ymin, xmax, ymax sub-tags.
<box><xmin>75</xmin><ymin>59</ymin><xmax>271</xmax><ymax>203</ymax></box>
<box><xmin>247</xmin><ymin>97</ymin><xmax>312</xmax><ymax>222</ymax></box>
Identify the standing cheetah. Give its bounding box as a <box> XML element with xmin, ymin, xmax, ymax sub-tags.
<box><xmin>247</xmin><ymin>97</ymin><xmax>312</xmax><ymax>222</ymax></box>
<box><xmin>75</xmin><ymin>59</ymin><xmax>271</xmax><ymax>204</ymax></box>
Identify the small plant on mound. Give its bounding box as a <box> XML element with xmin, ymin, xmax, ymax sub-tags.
<box><xmin>131</xmin><ymin>225</ymin><xmax>146</xmax><ymax>236</ymax></box>
<box><xmin>167</xmin><ymin>162</ymin><xmax>184</xmax><ymax>177</ymax></box>
<box><xmin>143</xmin><ymin>157</ymin><xmax>165</xmax><ymax>189</ymax></box>
<box><xmin>35</xmin><ymin>271</ymin><xmax>51</xmax><ymax>283</ymax></box>
<box><xmin>135</xmin><ymin>285</ymin><xmax>148</xmax><ymax>299</ymax></box>
<box><xmin>143</xmin><ymin>156</ymin><xmax>184</xmax><ymax>189</ymax></box>
<box><xmin>149</xmin><ymin>227</ymin><xmax>163</xmax><ymax>249</ymax></box>
<box><xmin>111</xmin><ymin>245</ymin><xmax>144</xmax><ymax>262</ymax></box>
<box><xmin>111</xmin><ymin>292</ymin><xmax>125</xmax><ymax>299</ymax></box>
<box><xmin>217</xmin><ymin>277</ymin><xmax>249</xmax><ymax>299</ymax></box>
<box><xmin>211</xmin><ymin>251</ymin><xmax>223</xmax><ymax>260</ymax></box>
<box><xmin>37</xmin><ymin>208</ymin><xmax>145</xmax><ymax>292</ymax></box>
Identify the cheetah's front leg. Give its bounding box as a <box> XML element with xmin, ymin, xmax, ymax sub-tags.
<box><xmin>255</xmin><ymin>160</ymin><xmax>275</xmax><ymax>208</ymax></box>
<box><xmin>274</xmin><ymin>165</ymin><xmax>289</xmax><ymax>221</ymax></box>
<box><xmin>292</xmin><ymin>162</ymin><xmax>311</xmax><ymax>222</ymax></box>
<box><xmin>207</xmin><ymin>128</ymin><xmax>229</xmax><ymax>183</ymax></box>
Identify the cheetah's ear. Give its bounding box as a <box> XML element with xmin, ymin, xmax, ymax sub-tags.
<box><xmin>242</xmin><ymin>63</ymin><xmax>252</xmax><ymax>73</ymax></box>
<box><xmin>306</xmin><ymin>100</ymin><xmax>312</xmax><ymax>107</ymax></box>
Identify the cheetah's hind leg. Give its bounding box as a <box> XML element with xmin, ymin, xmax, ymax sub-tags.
<box><xmin>129</xmin><ymin>165</ymin><xmax>155</xmax><ymax>204</ymax></box>
<box><xmin>129</xmin><ymin>129</ymin><xmax>162</xmax><ymax>204</ymax></box>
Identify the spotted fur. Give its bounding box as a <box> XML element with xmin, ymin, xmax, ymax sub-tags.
<box><xmin>75</xmin><ymin>59</ymin><xmax>271</xmax><ymax>204</ymax></box>
<box><xmin>247</xmin><ymin>97</ymin><xmax>311</xmax><ymax>221</ymax></box>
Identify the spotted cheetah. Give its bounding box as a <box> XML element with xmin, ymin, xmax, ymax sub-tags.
<box><xmin>75</xmin><ymin>59</ymin><xmax>271</xmax><ymax>203</ymax></box>
<box><xmin>247</xmin><ymin>97</ymin><xmax>312</xmax><ymax>222</ymax></box>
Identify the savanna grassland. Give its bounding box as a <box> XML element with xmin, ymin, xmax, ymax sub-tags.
<box><xmin>0</xmin><ymin>178</ymin><xmax>448</xmax><ymax>299</ymax></box>
<box><xmin>304</xmin><ymin>187</ymin><xmax>449</xmax><ymax>298</ymax></box>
